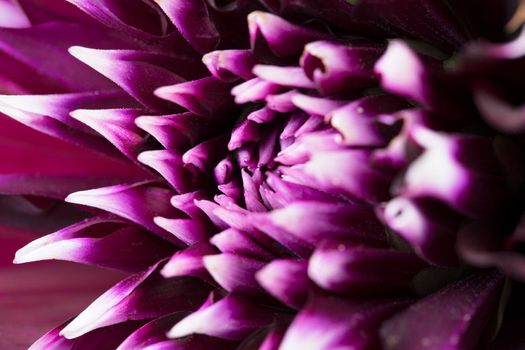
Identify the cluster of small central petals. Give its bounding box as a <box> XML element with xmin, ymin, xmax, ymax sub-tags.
<box><xmin>1</xmin><ymin>1</ymin><xmax>523</xmax><ymax>350</ymax></box>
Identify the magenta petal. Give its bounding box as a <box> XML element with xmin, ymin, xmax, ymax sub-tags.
<box><xmin>375</xmin><ymin>41</ymin><xmax>432</xmax><ymax>106</ymax></box>
<box><xmin>65</xmin><ymin>182</ymin><xmax>182</xmax><ymax>244</ymax></box>
<box><xmin>379</xmin><ymin>197</ymin><xmax>461</xmax><ymax>266</ymax></box>
<box><xmin>203</xmin><ymin>49</ymin><xmax>256</xmax><ymax>81</ymax></box>
<box><xmin>161</xmin><ymin>242</ymin><xmax>217</xmax><ymax>279</ymax></box>
<box><xmin>155</xmin><ymin>76</ymin><xmax>234</xmax><ymax>116</ymax></box>
<box><xmin>210</xmin><ymin>228</ymin><xmax>274</xmax><ymax>260</ymax></box>
<box><xmin>168</xmin><ymin>294</ymin><xmax>274</xmax><ymax>340</ymax></box>
<box><xmin>283</xmin><ymin>150</ymin><xmax>392</xmax><ymax>203</ymax></box>
<box><xmin>381</xmin><ymin>271</ymin><xmax>504</xmax><ymax>350</ymax></box>
<box><xmin>182</xmin><ymin>135</ymin><xmax>229</xmax><ymax>173</ymax></box>
<box><xmin>0</xmin><ymin>22</ymin><xmax>122</xmax><ymax>91</ymax></box>
<box><xmin>65</xmin><ymin>0</ymin><xmax>171</xmax><ymax>38</ymax></box>
<box><xmin>30</xmin><ymin>320</ymin><xmax>145</xmax><ymax>350</ymax></box>
<box><xmin>60</xmin><ymin>263</ymin><xmax>211</xmax><ymax>339</ymax></box>
<box><xmin>137</xmin><ymin>150</ymin><xmax>192</xmax><ymax>193</ymax></box>
<box><xmin>155</xmin><ymin>0</ymin><xmax>219</xmax><ymax>53</ymax></box>
<box><xmin>253</xmin><ymin>201</ymin><xmax>384</xmax><ymax>246</ymax></box>
<box><xmin>204</xmin><ymin>253</ymin><xmax>265</xmax><ymax>294</ymax></box>
<box><xmin>69</xmin><ymin>47</ymin><xmax>184</xmax><ymax>111</ymax></box>
<box><xmin>14</xmin><ymin>215</ymin><xmax>175</xmax><ymax>272</ymax></box>
<box><xmin>71</xmin><ymin>108</ymin><xmax>145</xmax><ymax>158</ymax></box>
<box><xmin>280</xmin><ymin>295</ymin><xmax>410</xmax><ymax>350</ymax></box>
<box><xmin>0</xmin><ymin>90</ymin><xmax>136</xmax><ymax>132</ymax></box>
<box><xmin>253</xmin><ymin>65</ymin><xmax>315</xmax><ymax>89</ymax></box>
<box><xmin>247</xmin><ymin>11</ymin><xmax>328</xmax><ymax>57</ymax></box>
<box><xmin>116</xmin><ymin>313</ymin><xmax>188</xmax><ymax>350</ymax></box>
<box><xmin>301</xmin><ymin>41</ymin><xmax>381</xmax><ymax>94</ymax></box>
<box><xmin>308</xmin><ymin>240</ymin><xmax>426</xmax><ymax>296</ymax></box>
<box><xmin>0</xmin><ymin>0</ymin><xmax>30</xmax><ymax>28</ymax></box>
<box><xmin>135</xmin><ymin>112</ymin><xmax>212</xmax><ymax>150</ymax></box>
<box><xmin>153</xmin><ymin>217</ymin><xmax>209</xmax><ymax>245</ymax></box>
<box><xmin>256</xmin><ymin>259</ymin><xmax>309</xmax><ymax>309</ymax></box>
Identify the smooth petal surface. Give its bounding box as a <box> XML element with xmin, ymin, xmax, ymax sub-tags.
<box><xmin>381</xmin><ymin>271</ymin><xmax>504</xmax><ymax>350</ymax></box>
<box><xmin>168</xmin><ymin>294</ymin><xmax>274</xmax><ymax>340</ymax></box>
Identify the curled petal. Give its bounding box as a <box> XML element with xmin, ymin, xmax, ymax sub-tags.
<box><xmin>301</xmin><ymin>41</ymin><xmax>382</xmax><ymax>94</ymax></box>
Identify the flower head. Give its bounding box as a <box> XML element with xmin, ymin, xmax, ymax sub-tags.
<box><xmin>1</xmin><ymin>0</ymin><xmax>524</xmax><ymax>349</ymax></box>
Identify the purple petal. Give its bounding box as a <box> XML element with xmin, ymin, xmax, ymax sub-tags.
<box><xmin>203</xmin><ymin>49</ymin><xmax>256</xmax><ymax>81</ymax></box>
<box><xmin>256</xmin><ymin>259</ymin><xmax>309</xmax><ymax>308</ymax></box>
<box><xmin>283</xmin><ymin>150</ymin><xmax>393</xmax><ymax>203</ymax></box>
<box><xmin>155</xmin><ymin>0</ymin><xmax>219</xmax><ymax>53</ymax></box>
<box><xmin>0</xmin><ymin>0</ymin><xmax>30</xmax><ymax>28</ymax></box>
<box><xmin>69</xmin><ymin>47</ymin><xmax>184</xmax><ymax>111</ymax></box>
<box><xmin>14</xmin><ymin>215</ymin><xmax>175</xmax><ymax>272</ymax></box>
<box><xmin>65</xmin><ymin>181</ymin><xmax>183</xmax><ymax>244</ymax></box>
<box><xmin>248</xmin><ymin>11</ymin><xmax>328</xmax><ymax>57</ymax></box>
<box><xmin>135</xmin><ymin>112</ymin><xmax>213</xmax><ymax>150</ymax></box>
<box><xmin>71</xmin><ymin>108</ymin><xmax>145</xmax><ymax>158</ymax></box>
<box><xmin>137</xmin><ymin>150</ymin><xmax>192</xmax><ymax>193</ymax></box>
<box><xmin>161</xmin><ymin>242</ymin><xmax>217</xmax><ymax>279</ymax></box>
<box><xmin>280</xmin><ymin>295</ymin><xmax>410</xmax><ymax>350</ymax></box>
<box><xmin>168</xmin><ymin>294</ymin><xmax>274</xmax><ymax>340</ymax></box>
<box><xmin>60</xmin><ymin>263</ymin><xmax>211</xmax><ymax>338</ymax></box>
<box><xmin>381</xmin><ymin>271</ymin><xmax>504</xmax><ymax>350</ymax></box>
<box><xmin>301</xmin><ymin>40</ymin><xmax>381</xmax><ymax>94</ymax></box>
<box><xmin>252</xmin><ymin>201</ymin><xmax>385</xmax><ymax>248</ymax></box>
<box><xmin>204</xmin><ymin>253</ymin><xmax>265</xmax><ymax>294</ymax></box>
<box><xmin>253</xmin><ymin>65</ymin><xmax>315</xmax><ymax>89</ymax></box>
<box><xmin>308</xmin><ymin>240</ymin><xmax>426</xmax><ymax>296</ymax></box>
<box><xmin>155</xmin><ymin>76</ymin><xmax>234</xmax><ymax>116</ymax></box>
<box><xmin>210</xmin><ymin>228</ymin><xmax>274</xmax><ymax>260</ymax></box>
<box><xmin>379</xmin><ymin>197</ymin><xmax>461</xmax><ymax>266</ymax></box>
<box><xmin>65</xmin><ymin>0</ymin><xmax>171</xmax><ymax>38</ymax></box>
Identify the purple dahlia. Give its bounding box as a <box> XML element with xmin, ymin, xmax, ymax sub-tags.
<box><xmin>1</xmin><ymin>0</ymin><xmax>525</xmax><ymax>349</ymax></box>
